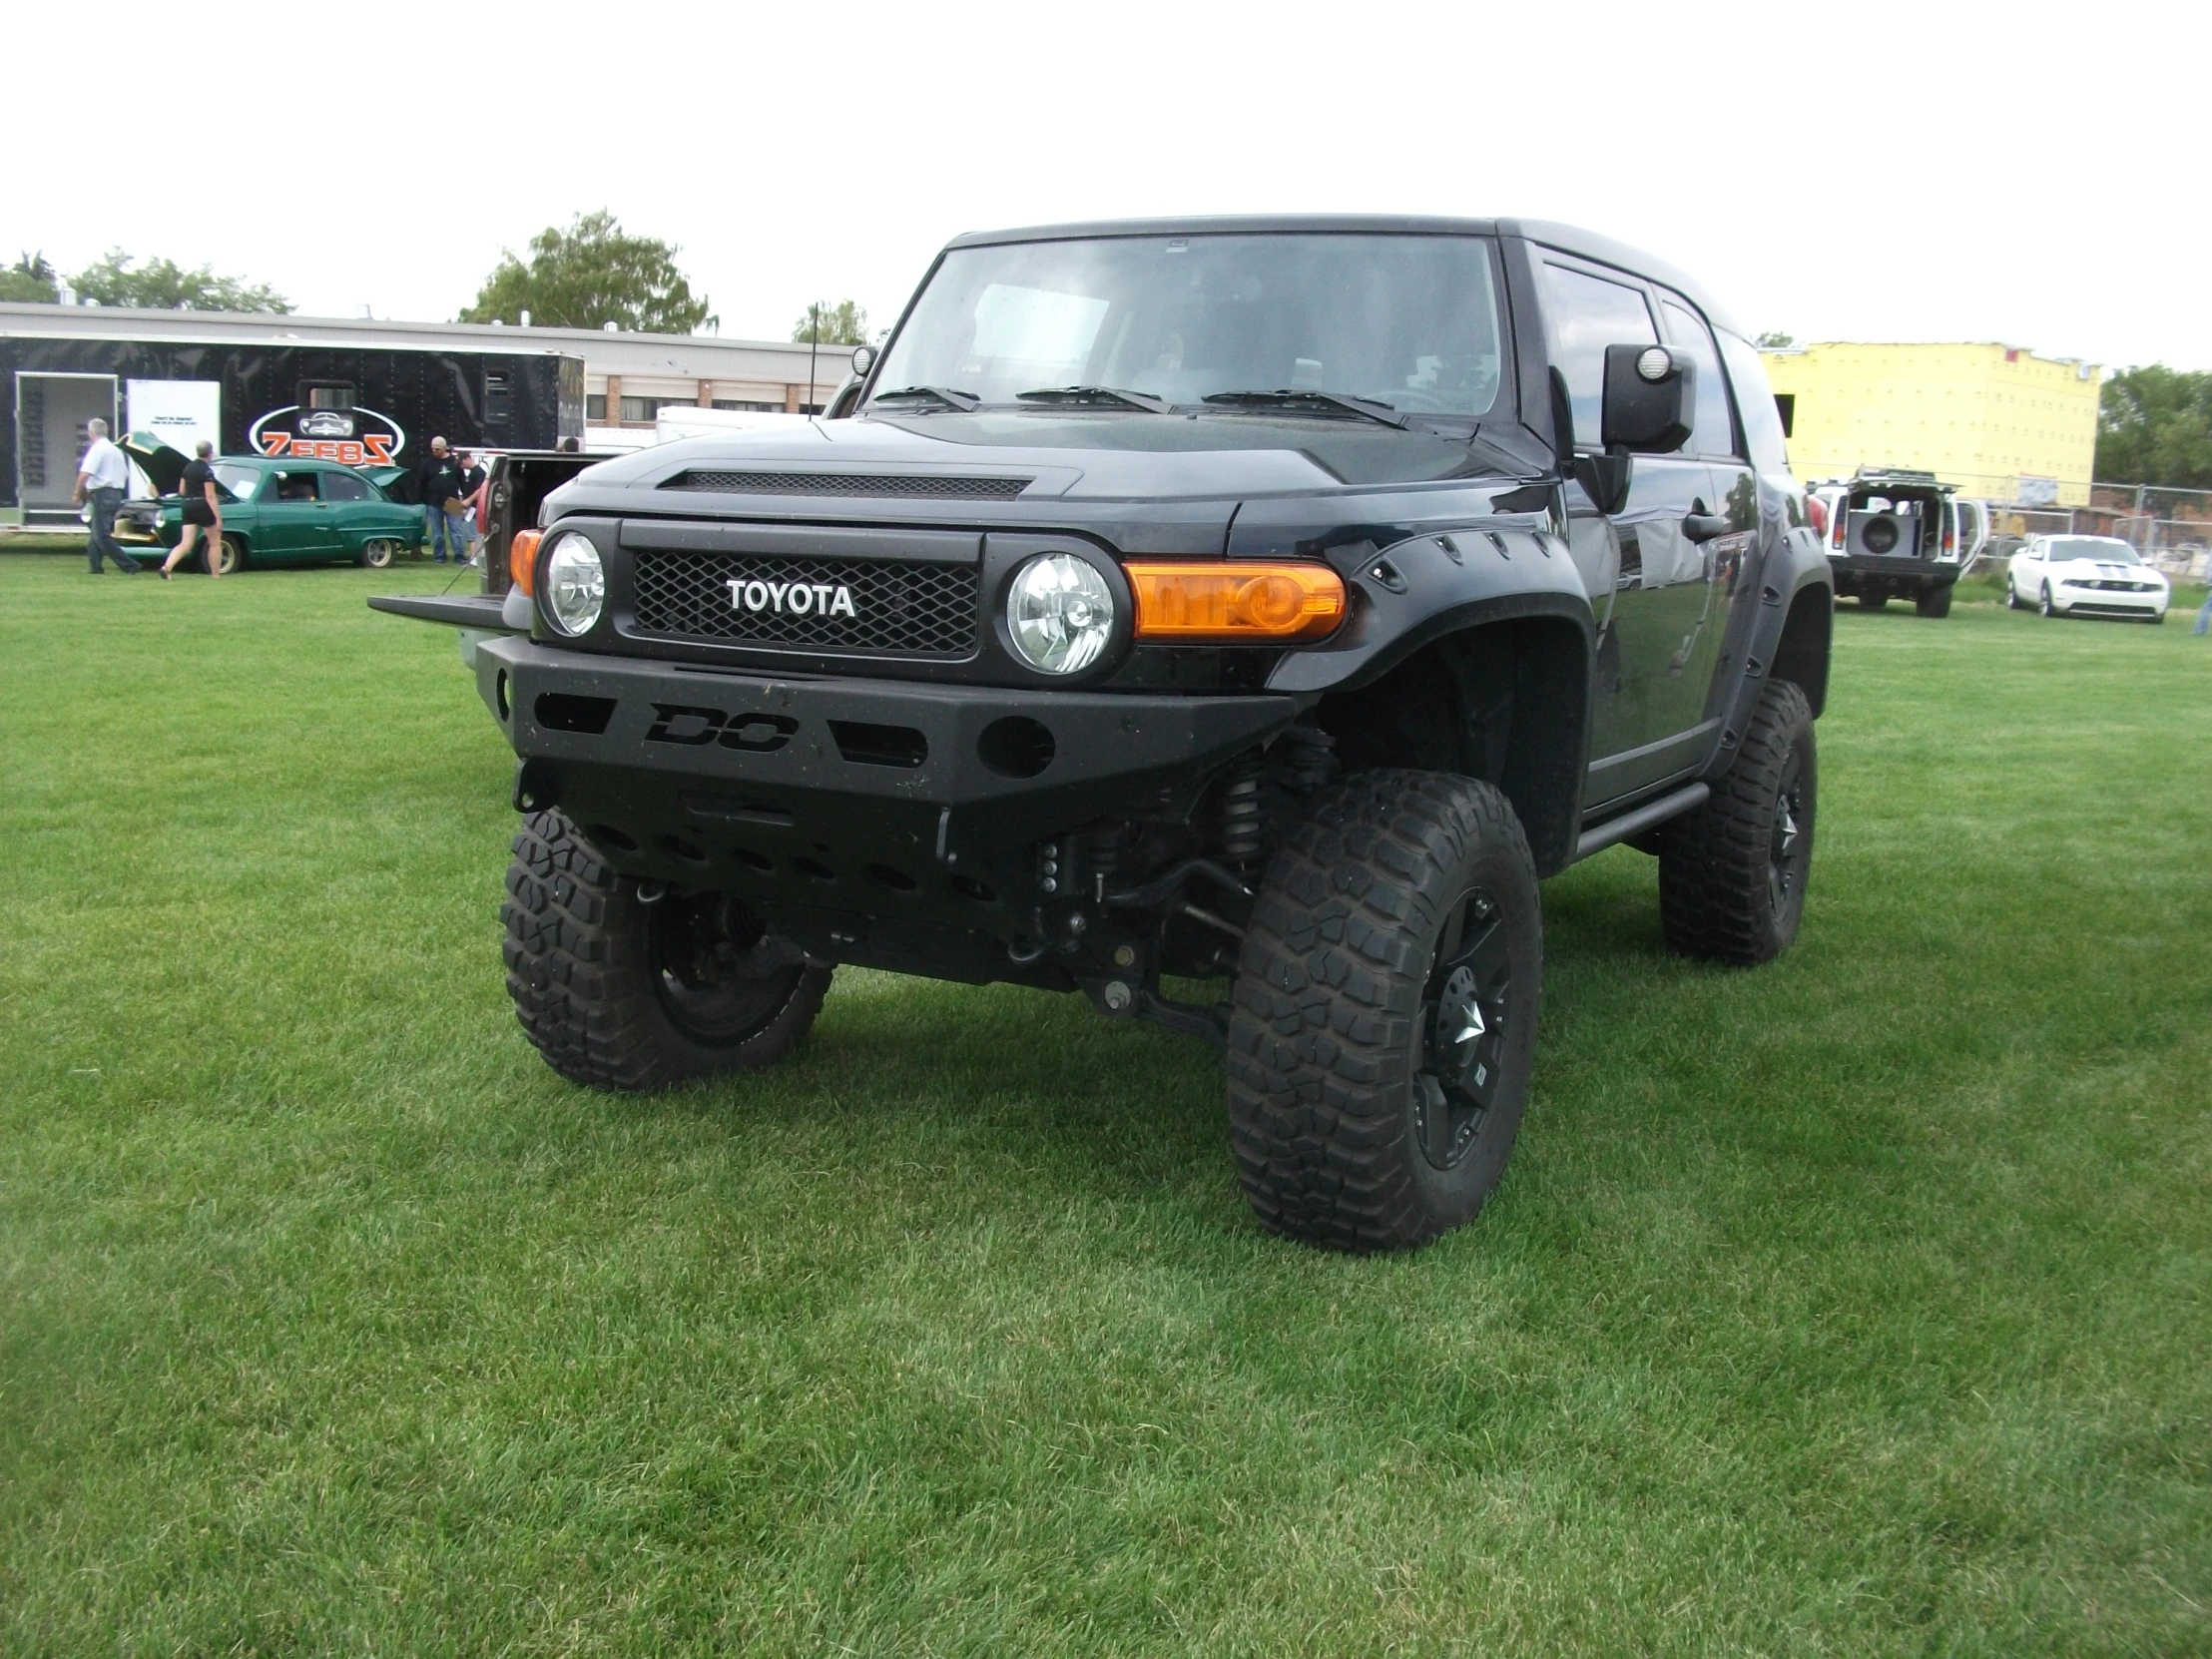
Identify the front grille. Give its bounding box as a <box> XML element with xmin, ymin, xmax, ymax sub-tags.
<box><xmin>661</xmin><ymin>469</ymin><xmax>1031</xmax><ymax>500</ymax></box>
<box><xmin>631</xmin><ymin>548</ymin><xmax>979</xmax><ymax>656</ymax></box>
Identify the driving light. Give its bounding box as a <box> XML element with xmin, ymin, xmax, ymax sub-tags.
<box><xmin>543</xmin><ymin>532</ymin><xmax>604</xmax><ymax>635</ymax></box>
<box><xmin>1007</xmin><ymin>553</ymin><xmax>1115</xmax><ymax>673</ymax></box>
<box><xmin>1635</xmin><ymin>346</ymin><xmax>1673</xmax><ymax>382</ymax></box>
<box><xmin>509</xmin><ymin>527</ymin><xmax>542</xmax><ymax>595</ymax></box>
<box><xmin>1126</xmin><ymin>561</ymin><xmax>1347</xmax><ymax>643</ymax></box>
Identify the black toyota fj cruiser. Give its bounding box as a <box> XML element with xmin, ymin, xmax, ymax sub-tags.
<box><xmin>376</xmin><ymin>217</ymin><xmax>1834</xmax><ymax>1253</ymax></box>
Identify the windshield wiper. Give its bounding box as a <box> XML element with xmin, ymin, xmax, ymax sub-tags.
<box><xmin>1199</xmin><ymin>389</ymin><xmax>1411</xmax><ymax>429</ymax></box>
<box><xmin>871</xmin><ymin>384</ymin><xmax>980</xmax><ymax>411</ymax></box>
<box><xmin>1014</xmin><ymin>385</ymin><xmax>1172</xmax><ymax>414</ymax></box>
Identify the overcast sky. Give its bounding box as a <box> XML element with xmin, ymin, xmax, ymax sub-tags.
<box><xmin>14</xmin><ymin>0</ymin><xmax>2204</xmax><ymax>368</ymax></box>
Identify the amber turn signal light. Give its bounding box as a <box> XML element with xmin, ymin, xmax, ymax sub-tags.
<box><xmin>509</xmin><ymin>528</ymin><xmax>543</xmax><ymax>597</ymax></box>
<box><xmin>1126</xmin><ymin>561</ymin><xmax>1347</xmax><ymax>644</ymax></box>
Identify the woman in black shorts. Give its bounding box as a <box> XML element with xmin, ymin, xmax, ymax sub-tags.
<box><xmin>160</xmin><ymin>439</ymin><xmax>225</xmax><ymax>579</ymax></box>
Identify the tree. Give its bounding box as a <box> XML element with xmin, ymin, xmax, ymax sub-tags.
<box><xmin>791</xmin><ymin>298</ymin><xmax>868</xmax><ymax>346</ymax></box>
<box><xmin>459</xmin><ymin>211</ymin><xmax>715</xmax><ymax>333</ymax></box>
<box><xmin>1753</xmin><ymin>330</ymin><xmax>1795</xmax><ymax>349</ymax></box>
<box><xmin>2095</xmin><ymin>365</ymin><xmax>2212</xmax><ymax>489</ymax></box>
<box><xmin>1</xmin><ymin>252</ymin><xmax>58</xmax><ymax>303</ymax></box>
<box><xmin>70</xmin><ymin>249</ymin><xmax>289</xmax><ymax>312</ymax></box>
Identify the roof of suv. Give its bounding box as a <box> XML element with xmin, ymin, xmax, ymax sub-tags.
<box><xmin>942</xmin><ymin>215</ymin><xmax>1740</xmax><ymax>335</ymax></box>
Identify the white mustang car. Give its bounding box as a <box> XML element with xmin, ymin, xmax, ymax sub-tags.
<box><xmin>2005</xmin><ymin>535</ymin><xmax>2170</xmax><ymax>622</ymax></box>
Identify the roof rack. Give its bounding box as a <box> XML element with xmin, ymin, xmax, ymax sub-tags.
<box><xmin>1852</xmin><ymin>465</ymin><xmax>1942</xmax><ymax>486</ymax></box>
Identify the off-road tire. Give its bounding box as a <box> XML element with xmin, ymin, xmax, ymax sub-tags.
<box><xmin>1658</xmin><ymin>679</ymin><xmax>1816</xmax><ymax>964</ymax></box>
<box><xmin>1226</xmin><ymin>772</ymin><xmax>1542</xmax><ymax>1254</ymax></box>
<box><xmin>1916</xmin><ymin>585</ymin><xmax>1952</xmax><ymax>618</ymax></box>
<box><xmin>501</xmin><ymin>809</ymin><xmax>830</xmax><ymax>1090</ymax></box>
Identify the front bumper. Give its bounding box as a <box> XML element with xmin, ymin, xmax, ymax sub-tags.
<box><xmin>475</xmin><ymin>637</ymin><xmax>1304</xmax><ymax>979</ymax></box>
<box><xmin>2054</xmin><ymin>586</ymin><xmax>2166</xmax><ymax>617</ymax></box>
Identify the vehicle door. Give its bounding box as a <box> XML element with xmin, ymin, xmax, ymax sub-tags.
<box><xmin>317</xmin><ymin>465</ymin><xmax>377</xmax><ymax>555</ymax></box>
<box><xmin>1653</xmin><ymin>293</ymin><xmax>1743</xmax><ymax>737</ymax></box>
<box><xmin>1952</xmin><ymin>497</ymin><xmax>1988</xmax><ymax>571</ymax></box>
<box><xmin>1540</xmin><ymin>255</ymin><xmax>1716</xmax><ymax>805</ymax></box>
<box><xmin>255</xmin><ymin>467</ymin><xmax>340</xmax><ymax>558</ymax></box>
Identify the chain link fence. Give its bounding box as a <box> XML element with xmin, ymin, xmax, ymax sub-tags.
<box><xmin>1975</xmin><ymin>483</ymin><xmax>2212</xmax><ymax>579</ymax></box>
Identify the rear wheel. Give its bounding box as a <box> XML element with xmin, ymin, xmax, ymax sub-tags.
<box><xmin>1227</xmin><ymin>772</ymin><xmax>1542</xmax><ymax>1253</ymax></box>
<box><xmin>1858</xmin><ymin>593</ymin><xmax>1888</xmax><ymax>611</ymax></box>
<box><xmin>358</xmin><ymin>538</ymin><xmax>399</xmax><ymax>570</ymax></box>
<box><xmin>1916</xmin><ymin>585</ymin><xmax>1952</xmax><ymax>618</ymax></box>
<box><xmin>502</xmin><ymin>809</ymin><xmax>830</xmax><ymax>1090</ymax></box>
<box><xmin>1658</xmin><ymin>679</ymin><xmax>1816</xmax><ymax>965</ymax></box>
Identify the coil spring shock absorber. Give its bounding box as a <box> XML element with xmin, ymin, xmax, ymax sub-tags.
<box><xmin>1219</xmin><ymin>752</ymin><xmax>1265</xmax><ymax>864</ymax></box>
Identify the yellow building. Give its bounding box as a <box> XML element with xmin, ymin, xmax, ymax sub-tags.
<box><xmin>1760</xmin><ymin>341</ymin><xmax>2102</xmax><ymax>506</ymax></box>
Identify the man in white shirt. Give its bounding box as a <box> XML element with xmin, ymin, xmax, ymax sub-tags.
<box><xmin>74</xmin><ymin>418</ymin><xmax>141</xmax><ymax>574</ymax></box>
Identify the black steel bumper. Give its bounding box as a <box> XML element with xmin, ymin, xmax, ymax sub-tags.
<box><xmin>475</xmin><ymin>637</ymin><xmax>1304</xmax><ymax>981</ymax></box>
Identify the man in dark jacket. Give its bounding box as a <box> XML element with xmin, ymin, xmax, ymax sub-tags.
<box><xmin>414</xmin><ymin>436</ymin><xmax>466</xmax><ymax>564</ymax></box>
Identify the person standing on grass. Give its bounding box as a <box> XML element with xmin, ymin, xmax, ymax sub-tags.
<box><xmin>414</xmin><ymin>436</ymin><xmax>467</xmax><ymax>565</ymax></box>
<box><xmin>456</xmin><ymin>449</ymin><xmax>489</xmax><ymax>566</ymax></box>
<box><xmin>73</xmin><ymin>418</ymin><xmax>139</xmax><ymax>575</ymax></box>
<box><xmin>159</xmin><ymin>441</ymin><xmax>224</xmax><ymax>580</ymax></box>
<box><xmin>2194</xmin><ymin>568</ymin><xmax>2212</xmax><ymax>636</ymax></box>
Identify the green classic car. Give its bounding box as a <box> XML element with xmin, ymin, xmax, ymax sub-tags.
<box><xmin>150</xmin><ymin>454</ymin><xmax>424</xmax><ymax>574</ymax></box>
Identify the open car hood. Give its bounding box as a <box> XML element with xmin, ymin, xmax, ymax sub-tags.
<box><xmin>122</xmin><ymin>431</ymin><xmax>190</xmax><ymax>496</ymax></box>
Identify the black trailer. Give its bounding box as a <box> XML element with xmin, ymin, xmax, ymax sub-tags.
<box><xmin>3</xmin><ymin>324</ymin><xmax>584</xmax><ymax>522</ymax></box>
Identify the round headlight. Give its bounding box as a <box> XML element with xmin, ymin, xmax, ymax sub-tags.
<box><xmin>543</xmin><ymin>532</ymin><xmax>604</xmax><ymax>635</ymax></box>
<box><xmin>1006</xmin><ymin>553</ymin><xmax>1115</xmax><ymax>674</ymax></box>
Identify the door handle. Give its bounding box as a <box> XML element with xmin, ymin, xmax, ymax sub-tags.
<box><xmin>1683</xmin><ymin>513</ymin><xmax>1729</xmax><ymax>543</ymax></box>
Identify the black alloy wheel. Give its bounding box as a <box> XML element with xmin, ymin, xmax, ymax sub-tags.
<box><xmin>646</xmin><ymin>891</ymin><xmax>813</xmax><ymax>1047</ymax></box>
<box><xmin>1767</xmin><ymin>752</ymin><xmax>1810</xmax><ymax>921</ymax></box>
<box><xmin>1413</xmin><ymin>886</ymin><xmax>1513</xmax><ymax>1171</ymax></box>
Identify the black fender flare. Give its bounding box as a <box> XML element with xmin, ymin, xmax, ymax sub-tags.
<box><xmin>1703</xmin><ymin>523</ymin><xmax>1834</xmax><ymax>778</ymax></box>
<box><xmin>1265</xmin><ymin>526</ymin><xmax>1596</xmax><ymax>696</ymax></box>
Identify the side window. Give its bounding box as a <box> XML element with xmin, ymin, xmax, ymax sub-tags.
<box><xmin>1659</xmin><ymin>298</ymin><xmax>1737</xmax><ymax>458</ymax></box>
<box><xmin>1542</xmin><ymin>262</ymin><xmax>1657</xmax><ymax>448</ymax></box>
<box><xmin>1716</xmin><ymin>329</ymin><xmax>1792</xmax><ymax>475</ymax></box>
<box><xmin>320</xmin><ymin>469</ymin><xmax>369</xmax><ymax>502</ymax></box>
<box><xmin>275</xmin><ymin>470</ymin><xmax>319</xmax><ymax>502</ymax></box>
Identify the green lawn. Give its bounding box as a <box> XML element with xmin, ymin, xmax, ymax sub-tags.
<box><xmin>2</xmin><ymin>556</ymin><xmax>2207</xmax><ymax>1657</ymax></box>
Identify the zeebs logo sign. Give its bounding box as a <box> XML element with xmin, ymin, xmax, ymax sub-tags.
<box><xmin>247</xmin><ymin>404</ymin><xmax>407</xmax><ymax>467</ymax></box>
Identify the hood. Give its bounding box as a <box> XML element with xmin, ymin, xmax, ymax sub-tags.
<box><xmin>123</xmin><ymin>431</ymin><xmax>190</xmax><ymax>495</ymax></box>
<box><xmin>561</xmin><ymin>409</ymin><xmax>1539</xmax><ymax>503</ymax></box>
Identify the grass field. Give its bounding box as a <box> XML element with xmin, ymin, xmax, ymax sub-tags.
<box><xmin>3</xmin><ymin>554</ymin><xmax>2208</xmax><ymax>1656</ymax></box>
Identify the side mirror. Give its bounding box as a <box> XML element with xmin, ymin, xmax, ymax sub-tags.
<box><xmin>1601</xmin><ymin>344</ymin><xmax>1693</xmax><ymax>454</ymax></box>
<box><xmin>850</xmin><ymin>344</ymin><xmax>876</xmax><ymax>377</ymax></box>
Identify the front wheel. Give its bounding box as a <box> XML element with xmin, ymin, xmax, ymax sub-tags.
<box><xmin>208</xmin><ymin>535</ymin><xmax>244</xmax><ymax>576</ymax></box>
<box><xmin>1658</xmin><ymin>679</ymin><xmax>1816</xmax><ymax>964</ymax></box>
<box><xmin>2039</xmin><ymin>583</ymin><xmax>2057</xmax><ymax>617</ymax></box>
<box><xmin>2005</xmin><ymin>577</ymin><xmax>2023</xmax><ymax>609</ymax></box>
<box><xmin>1227</xmin><ymin>772</ymin><xmax>1542</xmax><ymax>1253</ymax></box>
<box><xmin>501</xmin><ymin>809</ymin><xmax>830</xmax><ymax>1090</ymax></box>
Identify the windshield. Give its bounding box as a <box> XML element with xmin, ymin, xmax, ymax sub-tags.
<box><xmin>211</xmin><ymin>463</ymin><xmax>262</xmax><ymax>500</ymax></box>
<box><xmin>2045</xmin><ymin>538</ymin><xmax>2138</xmax><ymax>563</ymax></box>
<box><xmin>870</xmin><ymin>234</ymin><xmax>1505</xmax><ymax>418</ymax></box>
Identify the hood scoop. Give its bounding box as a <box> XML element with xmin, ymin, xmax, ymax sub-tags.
<box><xmin>661</xmin><ymin>468</ymin><xmax>1031</xmax><ymax>500</ymax></box>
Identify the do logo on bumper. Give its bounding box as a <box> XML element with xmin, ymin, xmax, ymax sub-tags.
<box><xmin>727</xmin><ymin>578</ymin><xmax>857</xmax><ymax>618</ymax></box>
<box><xmin>645</xmin><ymin>703</ymin><xmax>799</xmax><ymax>752</ymax></box>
